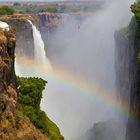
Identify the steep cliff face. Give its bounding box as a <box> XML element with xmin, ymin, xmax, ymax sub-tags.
<box><xmin>115</xmin><ymin>3</ymin><xmax>140</xmax><ymax>139</ymax></box>
<box><xmin>125</xmin><ymin>3</ymin><xmax>140</xmax><ymax>140</ymax></box>
<box><xmin>115</xmin><ymin>20</ymin><xmax>138</xmax><ymax>140</ymax></box>
<box><xmin>0</xmin><ymin>29</ymin><xmax>16</xmax><ymax>88</ymax></box>
<box><xmin>126</xmin><ymin>18</ymin><xmax>140</xmax><ymax>140</ymax></box>
<box><xmin>0</xmin><ymin>13</ymin><xmax>61</xmax><ymax>59</ymax></box>
<box><xmin>0</xmin><ymin>20</ymin><xmax>63</xmax><ymax>139</ymax></box>
<box><xmin>0</xmin><ymin>15</ymin><xmax>34</xmax><ymax>58</ymax></box>
<box><xmin>0</xmin><ymin>27</ymin><xmax>50</xmax><ymax>140</ymax></box>
<box><xmin>0</xmin><ymin>28</ymin><xmax>17</xmax><ymax>116</ymax></box>
<box><xmin>115</xmin><ymin>25</ymin><xmax>135</xmax><ymax>120</ymax></box>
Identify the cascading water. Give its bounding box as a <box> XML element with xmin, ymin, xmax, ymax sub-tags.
<box><xmin>16</xmin><ymin>20</ymin><xmax>51</xmax><ymax>77</ymax></box>
<box><xmin>15</xmin><ymin>0</ymin><xmax>134</xmax><ymax>140</ymax></box>
<box><xmin>27</xmin><ymin>20</ymin><xmax>51</xmax><ymax>68</ymax></box>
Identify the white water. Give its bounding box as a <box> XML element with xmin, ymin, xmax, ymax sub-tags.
<box><xmin>27</xmin><ymin>20</ymin><xmax>51</xmax><ymax>68</ymax></box>
<box><xmin>0</xmin><ymin>21</ymin><xmax>9</xmax><ymax>31</ymax></box>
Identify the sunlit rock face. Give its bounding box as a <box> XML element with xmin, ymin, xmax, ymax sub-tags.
<box><xmin>0</xmin><ymin>28</ymin><xmax>17</xmax><ymax>118</ymax></box>
<box><xmin>0</xmin><ymin>23</ymin><xmax>54</xmax><ymax>140</ymax></box>
<box><xmin>0</xmin><ymin>28</ymin><xmax>17</xmax><ymax>136</ymax></box>
<box><xmin>0</xmin><ymin>28</ymin><xmax>16</xmax><ymax>89</ymax></box>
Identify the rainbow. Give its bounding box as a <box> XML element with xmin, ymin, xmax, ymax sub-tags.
<box><xmin>16</xmin><ymin>56</ymin><xmax>134</xmax><ymax>119</ymax></box>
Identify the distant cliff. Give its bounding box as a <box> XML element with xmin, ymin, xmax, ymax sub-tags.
<box><xmin>0</xmin><ymin>13</ymin><xmax>61</xmax><ymax>58</ymax></box>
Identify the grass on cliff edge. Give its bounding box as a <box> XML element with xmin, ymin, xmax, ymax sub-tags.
<box><xmin>17</xmin><ymin>77</ymin><xmax>63</xmax><ymax>140</ymax></box>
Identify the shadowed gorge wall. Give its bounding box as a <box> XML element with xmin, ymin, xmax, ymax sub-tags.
<box><xmin>115</xmin><ymin>24</ymin><xmax>135</xmax><ymax>122</ymax></box>
<box><xmin>125</xmin><ymin>4</ymin><xmax>140</xmax><ymax>139</ymax></box>
<box><xmin>115</xmin><ymin>2</ymin><xmax>140</xmax><ymax>140</ymax></box>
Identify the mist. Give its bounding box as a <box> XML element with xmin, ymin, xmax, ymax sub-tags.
<box><xmin>39</xmin><ymin>0</ymin><xmax>134</xmax><ymax>139</ymax></box>
<box><xmin>15</xmin><ymin>0</ymin><xmax>134</xmax><ymax>139</ymax></box>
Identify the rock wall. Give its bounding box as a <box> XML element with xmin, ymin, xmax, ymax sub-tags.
<box><xmin>125</xmin><ymin>17</ymin><xmax>140</xmax><ymax>140</ymax></box>
<box><xmin>115</xmin><ymin>11</ymin><xmax>140</xmax><ymax>139</ymax></box>
<box><xmin>0</xmin><ymin>27</ymin><xmax>50</xmax><ymax>140</ymax></box>
<box><xmin>117</xmin><ymin>3</ymin><xmax>140</xmax><ymax>139</ymax></box>
<box><xmin>115</xmin><ymin>27</ymin><xmax>135</xmax><ymax>118</ymax></box>
<box><xmin>0</xmin><ymin>13</ymin><xmax>61</xmax><ymax>59</ymax></box>
<box><xmin>0</xmin><ymin>30</ymin><xmax>16</xmax><ymax>85</ymax></box>
<box><xmin>0</xmin><ymin>28</ymin><xmax>17</xmax><ymax>114</ymax></box>
<box><xmin>0</xmin><ymin>16</ymin><xmax>64</xmax><ymax>139</ymax></box>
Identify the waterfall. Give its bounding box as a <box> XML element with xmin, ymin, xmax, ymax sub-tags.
<box><xmin>14</xmin><ymin>1</ymin><xmax>134</xmax><ymax>140</ymax></box>
<box><xmin>27</xmin><ymin>20</ymin><xmax>51</xmax><ymax>69</ymax></box>
<box><xmin>40</xmin><ymin>1</ymin><xmax>133</xmax><ymax>140</ymax></box>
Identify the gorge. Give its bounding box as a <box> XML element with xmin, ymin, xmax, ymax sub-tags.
<box><xmin>0</xmin><ymin>0</ymin><xmax>140</xmax><ymax>140</ymax></box>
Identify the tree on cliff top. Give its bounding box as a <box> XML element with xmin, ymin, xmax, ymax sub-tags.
<box><xmin>0</xmin><ymin>6</ymin><xmax>14</xmax><ymax>15</ymax></box>
<box><xmin>17</xmin><ymin>77</ymin><xmax>64</xmax><ymax>140</ymax></box>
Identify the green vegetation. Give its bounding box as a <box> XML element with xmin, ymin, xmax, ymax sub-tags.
<box><xmin>131</xmin><ymin>2</ymin><xmax>140</xmax><ymax>27</ymax></box>
<box><xmin>11</xmin><ymin>2</ymin><xmax>102</xmax><ymax>14</ymax></box>
<box><xmin>130</xmin><ymin>2</ymin><xmax>140</xmax><ymax>63</ymax></box>
<box><xmin>17</xmin><ymin>77</ymin><xmax>63</xmax><ymax>140</ymax></box>
<box><xmin>41</xmin><ymin>4</ymin><xmax>58</xmax><ymax>13</ymax></box>
<box><xmin>12</xmin><ymin>3</ymin><xmax>58</xmax><ymax>13</ymax></box>
<box><xmin>0</xmin><ymin>6</ymin><xmax>14</xmax><ymax>15</ymax></box>
<box><xmin>17</xmin><ymin>77</ymin><xmax>46</xmax><ymax>108</ymax></box>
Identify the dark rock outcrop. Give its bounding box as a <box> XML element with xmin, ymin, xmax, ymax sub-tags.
<box><xmin>78</xmin><ymin>120</ymin><xmax>124</xmax><ymax>140</ymax></box>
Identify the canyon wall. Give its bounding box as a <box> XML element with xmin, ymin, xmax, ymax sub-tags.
<box><xmin>0</xmin><ymin>13</ymin><xmax>61</xmax><ymax>58</ymax></box>
<box><xmin>0</xmin><ymin>14</ymin><xmax>63</xmax><ymax>140</ymax></box>
<box><xmin>0</xmin><ymin>28</ymin><xmax>50</xmax><ymax>140</ymax></box>
<box><xmin>115</xmin><ymin>3</ymin><xmax>140</xmax><ymax>139</ymax></box>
